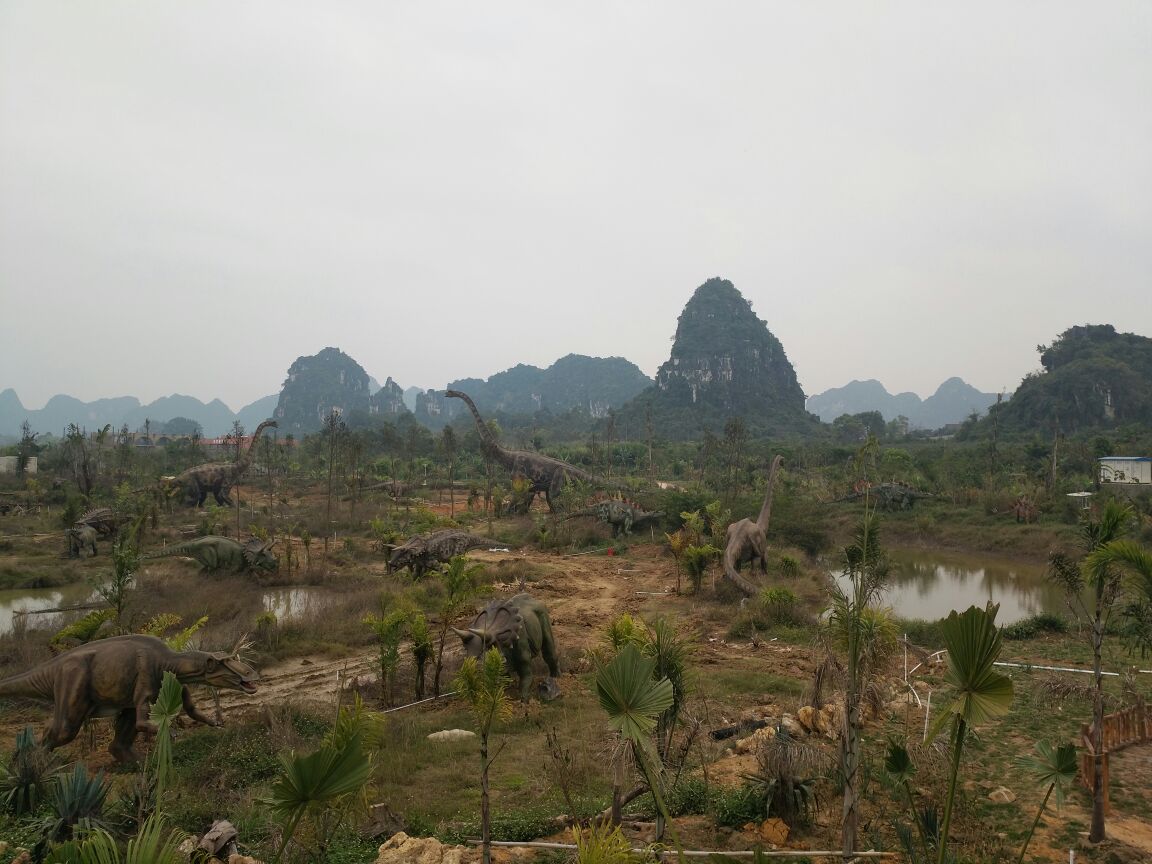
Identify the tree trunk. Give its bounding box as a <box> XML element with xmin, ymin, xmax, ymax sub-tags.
<box><xmin>1090</xmin><ymin>617</ymin><xmax>1106</xmax><ymax>842</ymax></box>
<box><xmin>841</xmin><ymin>700</ymin><xmax>860</xmax><ymax>854</ymax></box>
<box><xmin>481</xmin><ymin>733</ymin><xmax>491</xmax><ymax>864</ymax></box>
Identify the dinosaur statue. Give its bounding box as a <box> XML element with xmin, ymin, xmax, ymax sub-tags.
<box><xmin>563</xmin><ymin>499</ymin><xmax>665</xmax><ymax>538</ymax></box>
<box><xmin>833</xmin><ymin>482</ymin><xmax>934</xmax><ymax>511</ymax></box>
<box><xmin>453</xmin><ymin>593</ymin><xmax>560</xmax><ymax>701</ymax></box>
<box><xmin>0</xmin><ymin>634</ymin><xmax>258</xmax><ymax>763</ymax></box>
<box><xmin>722</xmin><ymin>455</ymin><xmax>784</xmax><ymax>595</ymax></box>
<box><xmin>65</xmin><ymin>524</ymin><xmax>98</xmax><ymax>558</ymax></box>
<box><xmin>143</xmin><ymin>535</ymin><xmax>278</xmax><ymax>575</ymax></box>
<box><xmin>74</xmin><ymin>507</ymin><xmax>126</xmax><ymax>538</ymax></box>
<box><xmin>165</xmin><ymin>419</ymin><xmax>278</xmax><ymax>507</ymax></box>
<box><xmin>384</xmin><ymin>529</ymin><xmax>493</xmax><ymax>581</ymax></box>
<box><xmin>445</xmin><ymin>390</ymin><xmax>598</xmax><ymax>512</ymax></box>
<box><xmin>1010</xmin><ymin>495</ymin><xmax>1037</xmax><ymax>524</ymax></box>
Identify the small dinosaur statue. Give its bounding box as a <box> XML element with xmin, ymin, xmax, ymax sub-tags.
<box><xmin>833</xmin><ymin>482</ymin><xmax>934</xmax><ymax>511</ymax></box>
<box><xmin>384</xmin><ymin>529</ymin><xmax>493</xmax><ymax>581</ymax></box>
<box><xmin>453</xmin><ymin>593</ymin><xmax>560</xmax><ymax>701</ymax></box>
<box><xmin>0</xmin><ymin>634</ymin><xmax>259</xmax><ymax>763</ymax></box>
<box><xmin>165</xmin><ymin>419</ymin><xmax>278</xmax><ymax>507</ymax></box>
<box><xmin>445</xmin><ymin>390</ymin><xmax>598</xmax><ymax>512</ymax></box>
<box><xmin>143</xmin><ymin>535</ymin><xmax>278</xmax><ymax>575</ymax></box>
<box><xmin>65</xmin><ymin>524</ymin><xmax>98</xmax><ymax>558</ymax></box>
<box><xmin>563</xmin><ymin>499</ymin><xmax>665</xmax><ymax>538</ymax></box>
<box><xmin>74</xmin><ymin>507</ymin><xmax>126</xmax><ymax>538</ymax></box>
<box><xmin>722</xmin><ymin>455</ymin><xmax>784</xmax><ymax>595</ymax></box>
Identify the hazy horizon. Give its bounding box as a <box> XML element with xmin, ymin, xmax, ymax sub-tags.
<box><xmin>3</xmin><ymin>3</ymin><xmax>1150</xmax><ymax>412</ymax></box>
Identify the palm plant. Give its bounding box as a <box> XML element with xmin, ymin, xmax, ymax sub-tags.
<box><xmin>455</xmin><ymin>647</ymin><xmax>513</xmax><ymax>864</ymax></box>
<box><xmin>363</xmin><ymin>601</ymin><xmax>409</xmax><ymax>707</ymax></box>
<box><xmin>432</xmin><ymin>554</ymin><xmax>483</xmax><ymax>696</ymax></box>
<box><xmin>0</xmin><ymin>725</ymin><xmax>59</xmax><ymax>815</ymax></box>
<box><xmin>595</xmin><ymin>644</ymin><xmax>679</xmax><ymax>851</ymax></box>
<box><xmin>1014</xmin><ymin>741</ymin><xmax>1078</xmax><ymax>864</ymax></box>
<box><xmin>38</xmin><ymin>764</ymin><xmax>111</xmax><ymax>847</ymax></box>
<box><xmin>146</xmin><ymin>672</ymin><xmax>185</xmax><ymax>809</ymax></box>
<box><xmin>642</xmin><ymin>617</ymin><xmax>693</xmax><ymax>762</ymax></box>
<box><xmin>409</xmin><ymin>611</ymin><xmax>434</xmax><ymax>698</ymax></box>
<box><xmin>1047</xmin><ymin>500</ymin><xmax>1134</xmax><ymax>842</ymax></box>
<box><xmin>45</xmin><ymin>811</ymin><xmax>186</xmax><ymax>864</ymax></box>
<box><xmin>744</xmin><ymin>726</ymin><xmax>834</xmax><ymax>829</ymax></box>
<box><xmin>822</xmin><ymin>512</ymin><xmax>897</xmax><ymax>855</ymax></box>
<box><xmin>263</xmin><ymin>699</ymin><xmax>376</xmax><ymax>864</ymax></box>
<box><xmin>928</xmin><ymin>603</ymin><xmax>1014</xmax><ymax>864</ymax></box>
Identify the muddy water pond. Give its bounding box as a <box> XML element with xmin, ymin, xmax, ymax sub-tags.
<box><xmin>832</xmin><ymin>547</ymin><xmax>1063</xmax><ymax>625</ymax></box>
<box><xmin>0</xmin><ymin>582</ymin><xmax>102</xmax><ymax>637</ymax></box>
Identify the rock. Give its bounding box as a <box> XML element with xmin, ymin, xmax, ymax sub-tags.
<box><xmin>815</xmin><ymin>704</ymin><xmax>843</xmax><ymax>740</ymax></box>
<box><xmin>734</xmin><ymin>725</ymin><xmax>777</xmax><ymax>754</ymax></box>
<box><xmin>757</xmin><ymin>817</ymin><xmax>790</xmax><ymax>846</ymax></box>
<box><xmin>988</xmin><ymin>786</ymin><xmax>1016</xmax><ymax>804</ymax></box>
<box><xmin>780</xmin><ymin>713</ymin><xmax>805</xmax><ymax>738</ymax></box>
<box><xmin>227</xmin><ymin>856</ymin><xmax>263</xmax><ymax>864</ymax></box>
<box><xmin>426</xmin><ymin>729</ymin><xmax>477</xmax><ymax>743</ymax></box>
<box><xmin>796</xmin><ymin>706</ymin><xmax>817</xmax><ymax>733</ymax></box>
<box><xmin>377</xmin><ymin>831</ymin><xmax>471</xmax><ymax>864</ymax></box>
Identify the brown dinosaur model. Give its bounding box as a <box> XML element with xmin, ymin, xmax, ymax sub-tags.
<box><xmin>722</xmin><ymin>455</ymin><xmax>784</xmax><ymax>595</ymax></box>
<box><xmin>166</xmin><ymin>419</ymin><xmax>278</xmax><ymax>507</ymax></box>
<box><xmin>0</xmin><ymin>634</ymin><xmax>259</xmax><ymax>763</ymax></box>
<box><xmin>445</xmin><ymin>390</ymin><xmax>597</xmax><ymax>512</ymax></box>
<box><xmin>384</xmin><ymin>529</ymin><xmax>494</xmax><ymax>581</ymax></box>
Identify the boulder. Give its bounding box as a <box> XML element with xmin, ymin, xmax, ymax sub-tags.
<box><xmin>780</xmin><ymin>713</ymin><xmax>805</xmax><ymax>738</ymax></box>
<box><xmin>814</xmin><ymin>704</ymin><xmax>843</xmax><ymax>740</ymax></box>
<box><xmin>427</xmin><ymin>729</ymin><xmax>477</xmax><ymax>743</ymax></box>
<box><xmin>734</xmin><ymin>725</ymin><xmax>777</xmax><ymax>754</ymax></box>
<box><xmin>376</xmin><ymin>831</ymin><xmax>472</xmax><ymax>864</ymax></box>
<box><xmin>988</xmin><ymin>787</ymin><xmax>1016</xmax><ymax>804</ymax></box>
<box><xmin>756</xmin><ymin>817</ymin><xmax>790</xmax><ymax>846</ymax></box>
<box><xmin>796</xmin><ymin>706</ymin><xmax>817</xmax><ymax>733</ymax></box>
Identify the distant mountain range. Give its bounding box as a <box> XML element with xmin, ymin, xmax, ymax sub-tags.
<box><xmin>805</xmin><ymin>377</ymin><xmax>1001</xmax><ymax>429</ymax></box>
<box><xmin>0</xmin><ymin>389</ymin><xmax>279</xmax><ymax>440</ymax></box>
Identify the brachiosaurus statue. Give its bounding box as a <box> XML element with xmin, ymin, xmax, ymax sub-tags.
<box><xmin>445</xmin><ymin>390</ymin><xmax>597</xmax><ymax>512</ymax></box>
<box><xmin>165</xmin><ymin>419</ymin><xmax>278</xmax><ymax>507</ymax></box>
<box><xmin>722</xmin><ymin>455</ymin><xmax>784</xmax><ymax>595</ymax></box>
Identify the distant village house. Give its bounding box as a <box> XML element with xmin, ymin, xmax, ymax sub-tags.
<box><xmin>1098</xmin><ymin>456</ymin><xmax>1151</xmax><ymax>485</ymax></box>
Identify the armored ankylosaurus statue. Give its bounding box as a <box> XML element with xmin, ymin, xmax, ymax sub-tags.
<box><xmin>384</xmin><ymin>529</ymin><xmax>493</xmax><ymax>581</ymax></box>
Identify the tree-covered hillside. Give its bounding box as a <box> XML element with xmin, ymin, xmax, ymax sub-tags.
<box><xmin>991</xmin><ymin>324</ymin><xmax>1152</xmax><ymax>433</ymax></box>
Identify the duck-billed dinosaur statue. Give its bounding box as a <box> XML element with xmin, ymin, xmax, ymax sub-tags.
<box><xmin>446</xmin><ymin>390</ymin><xmax>597</xmax><ymax>512</ymax></box>
<box><xmin>165</xmin><ymin>419</ymin><xmax>278</xmax><ymax>507</ymax></box>
<box><xmin>722</xmin><ymin>455</ymin><xmax>784</xmax><ymax>595</ymax></box>
<box><xmin>384</xmin><ymin>529</ymin><xmax>494</xmax><ymax>581</ymax></box>
<box><xmin>0</xmin><ymin>634</ymin><xmax>258</xmax><ymax>763</ymax></box>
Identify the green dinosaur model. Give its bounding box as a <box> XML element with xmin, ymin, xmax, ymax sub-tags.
<box><xmin>143</xmin><ymin>535</ymin><xmax>278</xmax><ymax>574</ymax></box>
<box><xmin>453</xmin><ymin>593</ymin><xmax>560</xmax><ymax>701</ymax></box>
<box><xmin>0</xmin><ymin>634</ymin><xmax>259</xmax><ymax>763</ymax></box>
<box><xmin>563</xmin><ymin>499</ymin><xmax>664</xmax><ymax>538</ymax></box>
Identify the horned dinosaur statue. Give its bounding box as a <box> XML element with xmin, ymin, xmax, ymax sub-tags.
<box><xmin>832</xmin><ymin>482</ymin><xmax>934</xmax><ymax>511</ymax></box>
<box><xmin>65</xmin><ymin>524</ymin><xmax>98</xmax><ymax>558</ymax></box>
<box><xmin>722</xmin><ymin>455</ymin><xmax>784</xmax><ymax>596</ymax></box>
<box><xmin>165</xmin><ymin>419</ymin><xmax>278</xmax><ymax>507</ymax></box>
<box><xmin>0</xmin><ymin>634</ymin><xmax>258</xmax><ymax>763</ymax></box>
<box><xmin>563</xmin><ymin>499</ymin><xmax>665</xmax><ymax>538</ymax></box>
<box><xmin>453</xmin><ymin>593</ymin><xmax>560</xmax><ymax>701</ymax></box>
<box><xmin>143</xmin><ymin>535</ymin><xmax>278</xmax><ymax>575</ymax></box>
<box><xmin>384</xmin><ymin>529</ymin><xmax>493</xmax><ymax>581</ymax></box>
<box><xmin>445</xmin><ymin>390</ymin><xmax>598</xmax><ymax>512</ymax></box>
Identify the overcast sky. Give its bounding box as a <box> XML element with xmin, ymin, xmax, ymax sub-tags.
<box><xmin>2</xmin><ymin>2</ymin><xmax>1149</xmax><ymax>412</ymax></box>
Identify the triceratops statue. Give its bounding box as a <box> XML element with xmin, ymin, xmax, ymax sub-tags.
<box><xmin>453</xmin><ymin>593</ymin><xmax>560</xmax><ymax>701</ymax></box>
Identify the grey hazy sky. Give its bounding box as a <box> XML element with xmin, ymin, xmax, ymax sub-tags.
<box><xmin>2</xmin><ymin>2</ymin><xmax>1150</xmax><ymax>412</ymax></box>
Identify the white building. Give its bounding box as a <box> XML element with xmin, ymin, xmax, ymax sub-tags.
<box><xmin>0</xmin><ymin>456</ymin><xmax>37</xmax><ymax>474</ymax></box>
<box><xmin>1098</xmin><ymin>456</ymin><xmax>1151</xmax><ymax>485</ymax></box>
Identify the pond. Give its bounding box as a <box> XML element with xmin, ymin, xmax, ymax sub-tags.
<box><xmin>0</xmin><ymin>582</ymin><xmax>102</xmax><ymax>637</ymax></box>
<box><xmin>261</xmin><ymin>586</ymin><xmax>338</xmax><ymax>622</ymax></box>
<box><xmin>831</xmin><ymin>547</ymin><xmax>1065</xmax><ymax>625</ymax></box>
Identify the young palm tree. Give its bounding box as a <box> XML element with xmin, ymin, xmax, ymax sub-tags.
<box><xmin>822</xmin><ymin>512</ymin><xmax>897</xmax><ymax>855</ymax></box>
<box><xmin>456</xmin><ymin>648</ymin><xmax>513</xmax><ymax>864</ymax></box>
<box><xmin>595</xmin><ymin>644</ymin><xmax>679</xmax><ymax>852</ymax></box>
<box><xmin>1014</xmin><ymin>741</ymin><xmax>1078</xmax><ymax>864</ymax></box>
<box><xmin>1047</xmin><ymin>500</ymin><xmax>1134</xmax><ymax>842</ymax></box>
<box><xmin>929</xmin><ymin>603</ymin><xmax>1014</xmax><ymax>864</ymax></box>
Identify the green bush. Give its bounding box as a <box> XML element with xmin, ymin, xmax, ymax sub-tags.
<box><xmin>1002</xmin><ymin>613</ymin><xmax>1068</xmax><ymax>640</ymax></box>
